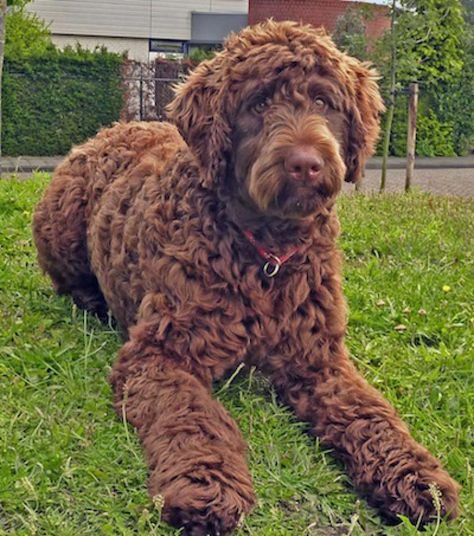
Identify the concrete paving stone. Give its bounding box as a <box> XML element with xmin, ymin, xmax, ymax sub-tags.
<box><xmin>344</xmin><ymin>168</ymin><xmax>474</xmax><ymax>197</ymax></box>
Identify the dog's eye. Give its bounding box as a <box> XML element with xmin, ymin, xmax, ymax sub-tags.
<box><xmin>314</xmin><ymin>97</ymin><xmax>328</xmax><ymax>111</ymax></box>
<box><xmin>252</xmin><ymin>98</ymin><xmax>271</xmax><ymax>114</ymax></box>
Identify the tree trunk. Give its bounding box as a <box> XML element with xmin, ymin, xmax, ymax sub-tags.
<box><xmin>380</xmin><ymin>0</ymin><xmax>397</xmax><ymax>193</ymax></box>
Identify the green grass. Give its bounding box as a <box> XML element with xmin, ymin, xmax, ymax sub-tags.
<box><xmin>0</xmin><ymin>175</ymin><xmax>473</xmax><ymax>535</ymax></box>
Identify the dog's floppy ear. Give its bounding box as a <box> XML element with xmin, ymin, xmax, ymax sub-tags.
<box><xmin>166</xmin><ymin>56</ymin><xmax>232</xmax><ymax>187</ymax></box>
<box><xmin>345</xmin><ymin>63</ymin><xmax>385</xmax><ymax>183</ymax></box>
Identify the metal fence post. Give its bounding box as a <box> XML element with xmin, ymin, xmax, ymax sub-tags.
<box><xmin>139</xmin><ymin>65</ymin><xmax>144</xmax><ymax>120</ymax></box>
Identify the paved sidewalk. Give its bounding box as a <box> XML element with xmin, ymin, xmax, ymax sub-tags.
<box><xmin>343</xmin><ymin>168</ymin><xmax>474</xmax><ymax>197</ymax></box>
<box><xmin>2</xmin><ymin>155</ymin><xmax>474</xmax><ymax>197</ymax></box>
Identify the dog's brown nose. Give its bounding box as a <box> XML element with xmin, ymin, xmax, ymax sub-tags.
<box><xmin>284</xmin><ymin>147</ymin><xmax>323</xmax><ymax>181</ymax></box>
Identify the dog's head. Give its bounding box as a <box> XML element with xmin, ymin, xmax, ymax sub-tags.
<box><xmin>167</xmin><ymin>20</ymin><xmax>384</xmax><ymax>220</ymax></box>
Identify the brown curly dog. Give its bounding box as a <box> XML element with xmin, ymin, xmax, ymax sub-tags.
<box><xmin>33</xmin><ymin>20</ymin><xmax>459</xmax><ymax>535</ymax></box>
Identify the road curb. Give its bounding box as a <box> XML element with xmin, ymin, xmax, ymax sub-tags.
<box><xmin>366</xmin><ymin>161</ymin><xmax>474</xmax><ymax>170</ymax></box>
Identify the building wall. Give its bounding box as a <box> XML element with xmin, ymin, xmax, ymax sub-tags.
<box><xmin>28</xmin><ymin>0</ymin><xmax>248</xmax><ymax>41</ymax></box>
<box><xmin>152</xmin><ymin>0</ymin><xmax>248</xmax><ymax>40</ymax></box>
<box><xmin>248</xmin><ymin>0</ymin><xmax>389</xmax><ymax>40</ymax></box>
<box><xmin>27</xmin><ymin>0</ymin><xmax>151</xmax><ymax>39</ymax></box>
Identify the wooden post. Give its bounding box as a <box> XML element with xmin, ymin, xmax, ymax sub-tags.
<box><xmin>405</xmin><ymin>82</ymin><xmax>419</xmax><ymax>192</ymax></box>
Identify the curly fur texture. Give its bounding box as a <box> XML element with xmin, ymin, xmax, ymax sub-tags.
<box><xmin>33</xmin><ymin>21</ymin><xmax>459</xmax><ymax>535</ymax></box>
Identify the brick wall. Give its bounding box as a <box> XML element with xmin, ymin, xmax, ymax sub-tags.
<box><xmin>249</xmin><ymin>0</ymin><xmax>390</xmax><ymax>41</ymax></box>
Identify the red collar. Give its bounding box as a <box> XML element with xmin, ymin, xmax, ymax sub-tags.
<box><xmin>243</xmin><ymin>230</ymin><xmax>300</xmax><ymax>277</ymax></box>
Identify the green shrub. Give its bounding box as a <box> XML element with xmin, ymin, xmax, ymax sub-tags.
<box><xmin>385</xmin><ymin>97</ymin><xmax>457</xmax><ymax>157</ymax></box>
<box><xmin>2</xmin><ymin>47</ymin><xmax>124</xmax><ymax>156</ymax></box>
<box><xmin>188</xmin><ymin>47</ymin><xmax>217</xmax><ymax>63</ymax></box>
<box><xmin>371</xmin><ymin>0</ymin><xmax>472</xmax><ymax>157</ymax></box>
<box><xmin>378</xmin><ymin>91</ymin><xmax>467</xmax><ymax>157</ymax></box>
<box><xmin>415</xmin><ymin>109</ymin><xmax>456</xmax><ymax>157</ymax></box>
<box><xmin>385</xmin><ymin>94</ymin><xmax>408</xmax><ymax>157</ymax></box>
<box><xmin>332</xmin><ymin>7</ymin><xmax>369</xmax><ymax>60</ymax></box>
<box><xmin>5</xmin><ymin>0</ymin><xmax>54</xmax><ymax>59</ymax></box>
<box><xmin>433</xmin><ymin>32</ymin><xmax>474</xmax><ymax>155</ymax></box>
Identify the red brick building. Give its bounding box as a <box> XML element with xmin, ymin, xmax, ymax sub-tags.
<box><xmin>249</xmin><ymin>0</ymin><xmax>390</xmax><ymax>41</ymax></box>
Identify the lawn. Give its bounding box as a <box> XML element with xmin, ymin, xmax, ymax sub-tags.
<box><xmin>0</xmin><ymin>175</ymin><xmax>473</xmax><ymax>535</ymax></box>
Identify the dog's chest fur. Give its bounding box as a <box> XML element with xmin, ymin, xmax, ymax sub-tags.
<box><xmin>88</xmin><ymin>150</ymin><xmax>346</xmax><ymax>374</ymax></box>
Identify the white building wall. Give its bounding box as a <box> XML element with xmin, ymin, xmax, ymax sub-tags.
<box><xmin>27</xmin><ymin>0</ymin><xmax>151</xmax><ymax>38</ymax></box>
<box><xmin>28</xmin><ymin>0</ymin><xmax>248</xmax><ymax>40</ymax></box>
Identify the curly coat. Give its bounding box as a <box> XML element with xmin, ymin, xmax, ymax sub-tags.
<box><xmin>33</xmin><ymin>20</ymin><xmax>459</xmax><ymax>535</ymax></box>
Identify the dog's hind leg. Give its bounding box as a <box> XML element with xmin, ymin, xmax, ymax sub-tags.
<box><xmin>33</xmin><ymin>172</ymin><xmax>108</xmax><ymax>321</ymax></box>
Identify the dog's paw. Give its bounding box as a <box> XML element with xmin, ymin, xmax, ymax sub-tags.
<box><xmin>382</xmin><ymin>465</ymin><xmax>460</xmax><ymax>526</ymax></box>
<box><xmin>153</xmin><ymin>470</ymin><xmax>255</xmax><ymax>535</ymax></box>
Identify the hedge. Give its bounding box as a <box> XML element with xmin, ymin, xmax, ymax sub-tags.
<box><xmin>2</xmin><ymin>47</ymin><xmax>123</xmax><ymax>156</ymax></box>
<box><xmin>388</xmin><ymin>95</ymin><xmax>457</xmax><ymax>157</ymax></box>
<box><xmin>378</xmin><ymin>87</ymin><xmax>474</xmax><ymax>158</ymax></box>
<box><xmin>379</xmin><ymin>38</ymin><xmax>474</xmax><ymax>158</ymax></box>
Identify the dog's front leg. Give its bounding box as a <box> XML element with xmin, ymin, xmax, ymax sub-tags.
<box><xmin>110</xmin><ymin>334</ymin><xmax>255</xmax><ymax>536</ymax></box>
<box><xmin>266</xmin><ymin>338</ymin><xmax>460</xmax><ymax>526</ymax></box>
